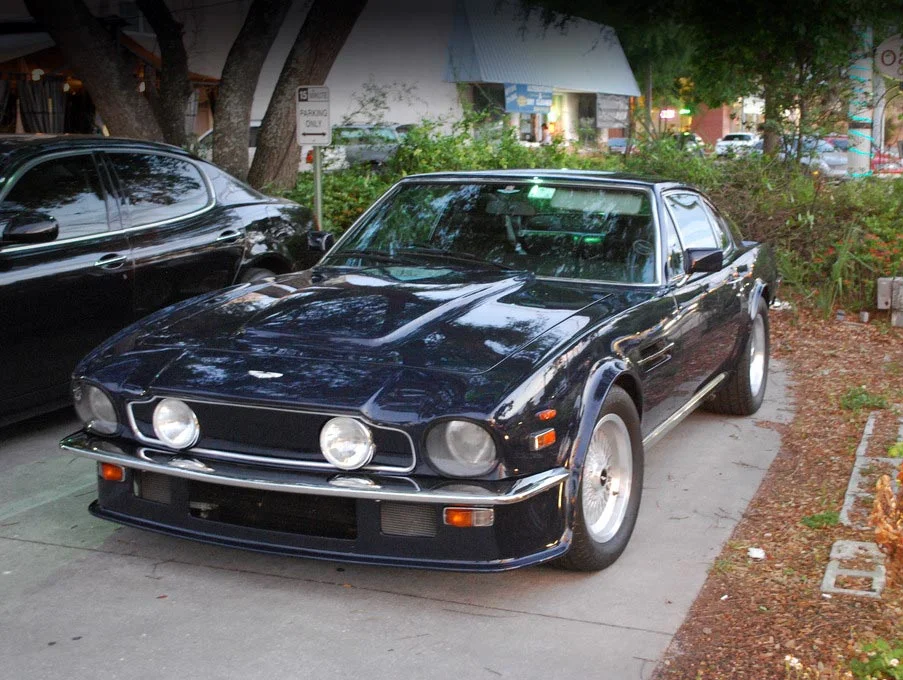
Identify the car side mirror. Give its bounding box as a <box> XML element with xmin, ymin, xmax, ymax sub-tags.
<box><xmin>307</xmin><ymin>230</ymin><xmax>335</xmax><ymax>252</ymax></box>
<box><xmin>685</xmin><ymin>248</ymin><xmax>723</xmax><ymax>275</ymax></box>
<box><xmin>1</xmin><ymin>212</ymin><xmax>59</xmax><ymax>245</ymax></box>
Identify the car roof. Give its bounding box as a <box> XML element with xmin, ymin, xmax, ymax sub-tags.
<box><xmin>398</xmin><ymin>168</ymin><xmax>681</xmax><ymax>189</ymax></box>
<box><xmin>0</xmin><ymin>134</ymin><xmax>193</xmax><ymax>174</ymax></box>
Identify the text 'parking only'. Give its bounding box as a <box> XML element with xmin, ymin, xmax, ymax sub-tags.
<box><xmin>297</xmin><ymin>86</ymin><xmax>331</xmax><ymax>146</ymax></box>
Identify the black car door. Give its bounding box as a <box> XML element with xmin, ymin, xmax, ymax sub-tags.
<box><xmin>101</xmin><ymin>151</ymin><xmax>245</xmax><ymax>317</ymax></box>
<box><xmin>0</xmin><ymin>151</ymin><xmax>131</xmax><ymax>419</ymax></box>
<box><xmin>663</xmin><ymin>190</ymin><xmax>743</xmax><ymax>392</ymax></box>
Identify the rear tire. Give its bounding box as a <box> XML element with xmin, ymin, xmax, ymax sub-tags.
<box><xmin>556</xmin><ymin>385</ymin><xmax>644</xmax><ymax>571</ymax></box>
<box><xmin>706</xmin><ymin>297</ymin><xmax>769</xmax><ymax>416</ymax></box>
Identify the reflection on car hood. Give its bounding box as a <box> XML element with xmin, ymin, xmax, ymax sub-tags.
<box><xmin>109</xmin><ymin>266</ymin><xmax>653</xmax><ymax>413</ymax></box>
<box><xmin>136</xmin><ymin>267</ymin><xmax>639</xmax><ymax>375</ymax></box>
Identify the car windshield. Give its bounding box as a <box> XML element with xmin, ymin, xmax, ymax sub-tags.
<box><xmin>723</xmin><ymin>134</ymin><xmax>752</xmax><ymax>142</ymax></box>
<box><xmin>334</xmin><ymin>127</ymin><xmax>397</xmax><ymax>145</ymax></box>
<box><xmin>325</xmin><ymin>182</ymin><xmax>658</xmax><ymax>284</ymax></box>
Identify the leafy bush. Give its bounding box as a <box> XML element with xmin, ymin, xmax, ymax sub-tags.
<box><xmin>839</xmin><ymin>386</ymin><xmax>888</xmax><ymax>411</ymax></box>
<box><xmin>850</xmin><ymin>639</ymin><xmax>903</xmax><ymax>679</ymax></box>
<box><xmin>285</xmin><ymin>119</ymin><xmax>903</xmax><ymax>313</ymax></box>
<box><xmin>800</xmin><ymin>511</ymin><xmax>840</xmax><ymax>528</ymax></box>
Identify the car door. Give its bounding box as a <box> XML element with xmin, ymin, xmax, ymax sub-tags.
<box><xmin>0</xmin><ymin>151</ymin><xmax>131</xmax><ymax>419</ymax></box>
<box><xmin>663</xmin><ymin>190</ymin><xmax>743</xmax><ymax>393</ymax></box>
<box><xmin>102</xmin><ymin>150</ymin><xmax>245</xmax><ymax>317</ymax></box>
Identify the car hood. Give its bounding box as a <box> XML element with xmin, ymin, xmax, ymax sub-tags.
<box><xmin>133</xmin><ymin>266</ymin><xmax>629</xmax><ymax>376</ymax></box>
<box><xmin>83</xmin><ymin>266</ymin><xmax>653</xmax><ymax>415</ymax></box>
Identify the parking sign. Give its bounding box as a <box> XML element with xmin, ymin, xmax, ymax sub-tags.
<box><xmin>296</xmin><ymin>86</ymin><xmax>331</xmax><ymax>146</ymax></box>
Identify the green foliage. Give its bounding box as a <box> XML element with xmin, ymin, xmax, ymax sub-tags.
<box><xmin>850</xmin><ymin>639</ymin><xmax>903</xmax><ymax>679</ymax></box>
<box><xmin>888</xmin><ymin>442</ymin><xmax>903</xmax><ymax>459</ymax></box>
<box><xmin>840</xmin><ymin>386</ymin><xmax>889</xmax><ymax>412</ymax></box>
<box><xmin>800</xmin><ymin>511</ymin><xmax>840</xmax><ymax>529</ymax></box>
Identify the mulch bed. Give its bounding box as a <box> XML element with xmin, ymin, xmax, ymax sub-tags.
<box><xmin>656</xmin><ymin>303</ymin><xmax>903</xmax><ymax>679</ymax></box>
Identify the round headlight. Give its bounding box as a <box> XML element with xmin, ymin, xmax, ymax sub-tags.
<box><xmin>152</xmin><ymin>398</ymin><xmax>200</xmax><ymax>450</ymax></box>
<box><xmin>319</xmin><ymin>417</ymin><xmax>374</xmax><ymax>470</ymax></box>
<box><xmin>73</xmin><ymin>383</ymin><xmax>119</xmax><ymax>435</ymax></box>
<box><xmin>425</xmin><ymin>420</ymin><xmax>497</xmax><ymax>477</ymax></box>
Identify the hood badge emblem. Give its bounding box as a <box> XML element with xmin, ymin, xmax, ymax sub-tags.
<box><xmin>248</xmin><ymin>370</ymin><xmax>283</xmax><ymax>379</ymax></box>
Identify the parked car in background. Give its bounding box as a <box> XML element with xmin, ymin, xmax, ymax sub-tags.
<box><xmin>824</xmin><ymin>134</ymin><xmax>850</xmax><ymax>152</ymax></box>
<box><xmin>606</xmin><ymin>137</ymin><xmax>639</xmax><ymax>155</ymax></box>
<box><xmin>715</xmin><ymin>132</ymin><xmax>760</xmax><ymax>156</ymax></box>
<box><xmin>301</xmin><ymin>123</ymin><xmax>414</xmax><ymax>172</ymax></box>
<box><xmin>781</xmin><ymin>137</ymin><xmax>849</xmax><ymax>178</ymax></box>
<box><xmin>0</xmin><ymin>135</ymin><xmax>316</xmax><ymax>426</ymax></box>
<box><xmin>62</xmin><ymin>169</ymin><xmax>779</xmax><ymax>573</ymax></box>
<box><xmin>871</xmin><ymin>147</ymin><xmax>903</xmax><ymax>174</ymax></box>
<box><xmin>672</xmin><ymin>131</ymin><xmax>705</xmax><ymax>155</ymax></box>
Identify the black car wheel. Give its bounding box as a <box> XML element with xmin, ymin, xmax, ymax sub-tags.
<box><xmin>240</xmin><ymin>267</ymin><xmax>276</xmax><ymax>284</ymax></box>
<box><xmin>557</xmin><ymin>385</ymin><xmax>644</xmax><ymax>571</ymax></box>
<box><xmin>706</xmin><ymin>297</ymin><xmax>769</xmax><ymax>416</ymax></box>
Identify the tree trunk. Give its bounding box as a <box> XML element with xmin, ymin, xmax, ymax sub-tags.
<box><xmin>24</xmin><ymin>0</ymin><xmax>164</xmax><ymax>140</ymax></box>
<box><xmin>214</xmin><ymin>0</ymin><xmax>292</xmax><ymax>180</ymax></box>
<box><xmin>248</xmin><ymin>0</ymin><xmax>368</xmax><ymax>191</ymax></box>
<box><xmin>762</xmin><ymin>82</ymin><xmax>781</xmax><ymax>154</ymax></box>
<box><xmin>136</xmin><ymin>0</ymin><xmax>192</xmax><ymax>147</ymax></box>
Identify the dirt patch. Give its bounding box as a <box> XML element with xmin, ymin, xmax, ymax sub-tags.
<box><xmin>656</xmin><ymin>304</ymin><xmax>903</xmax><ymax>679</ymax></box>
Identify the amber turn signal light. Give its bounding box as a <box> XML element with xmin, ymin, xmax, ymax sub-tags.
<box><xmin>443</xmin><ymin>507</ymin><xmax>494</xmax><ymax>528</ymax></box>
<box><xmin>529</xmin><ymin>428</ymin><xmax>556</xmax><ymax>451</ymax></box>
<box><xmin>536</xmin><ymin>409</ymin><xmax>557</xmax><ymax>421</ymax></box>
<box><xmin>99</xmin><ymin>462</ymin><xmax>125</xmax><ymax>482</ymax></box>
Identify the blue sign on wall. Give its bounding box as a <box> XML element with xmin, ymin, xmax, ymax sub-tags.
<box><xmin>504</xmin><ymin>83</ymin><xmax>554</xmax><ymax>114</ymax></box>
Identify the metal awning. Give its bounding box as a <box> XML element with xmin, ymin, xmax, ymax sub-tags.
<box><xmin>446</xmin><ymin>0</ymin><xmax>640</xmax><ymax>97</ymax></box>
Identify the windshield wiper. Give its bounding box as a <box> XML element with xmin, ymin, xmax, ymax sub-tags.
<box><xmin>399</xmin><ymin>246</ymin><xmax>518</xmax><ymax>271</ymax></box>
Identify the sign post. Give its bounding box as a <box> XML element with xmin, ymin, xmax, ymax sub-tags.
<box><xmin>296</xmin><ymin>86</ymin><xmax>331</xmax><ymax>229</ymax></box>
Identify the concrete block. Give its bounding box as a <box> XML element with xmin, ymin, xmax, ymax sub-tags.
<box><xmin>877</xmin><ymin>277</ymin><xmax>903</xmax><ymax>311</ymax></box>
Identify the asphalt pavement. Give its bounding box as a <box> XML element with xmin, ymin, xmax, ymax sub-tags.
<box><xmin>0</xmin><ymin>362</ymin><xmax>792</xmax><ymax>680</ymax></box>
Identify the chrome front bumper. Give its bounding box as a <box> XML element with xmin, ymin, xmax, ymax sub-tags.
<box><xmin>60</xmin><ymin>431</ymin><xmax>570</xmax><ymax>507</ymax></box>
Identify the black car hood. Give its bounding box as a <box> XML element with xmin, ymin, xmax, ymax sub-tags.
<box><xmin>112</xmin><ymin>266</ymin><xmax>650</xmax><ymax>413</ymax></box>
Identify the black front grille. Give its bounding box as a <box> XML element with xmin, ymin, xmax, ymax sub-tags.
<box><xmin>129</xmin><ymin>399</ymin><xmax>414</xmax><ymax>470</ymax></box>
<box><xmin>187</xmin><ymin>481</ymin><xmax>357</xmax><ymax>539</ymax></box>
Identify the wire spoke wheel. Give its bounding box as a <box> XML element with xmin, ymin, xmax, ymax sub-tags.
<box><xmin>582</xmin><ymin>413</ymin><xmax>633</xmax><ymax>544</ymax></box>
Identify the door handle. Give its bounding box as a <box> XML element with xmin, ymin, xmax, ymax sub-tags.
<box><xmin>94</xmin><ymin>253</ymin><xmax>127</xmax><ymax>269</ymax></box>
<box><xmin>216</xmin><ymin>230</ymin><xmax>241</xmax><ymax>243</ymax></box>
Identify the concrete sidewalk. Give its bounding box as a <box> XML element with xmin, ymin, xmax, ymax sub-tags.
<box><xmin>0</xmin><ymin>363</ymin><xmax>792</xmax><ymax>680</ymax></box>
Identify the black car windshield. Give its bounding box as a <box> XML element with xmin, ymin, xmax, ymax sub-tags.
<box><xmin>326</xmin><ymin>182</ymin><xmax>658</xmax><ymax>284</ymax></box>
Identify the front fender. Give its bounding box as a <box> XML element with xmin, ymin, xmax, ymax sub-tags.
<box><xmin>563</xmin><ymin>358</ymin><xmax>642</xmax><ymax>523</ymax></box>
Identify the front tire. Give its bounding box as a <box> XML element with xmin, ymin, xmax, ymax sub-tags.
<box><xmin>706</xmin><ymin>297</ymin><xmax>769</xmax><ymax>416</ymax></box>
<box><xmin>557</xmin><ymin>386</ymin><xmax>644</xmax><ymax>571</ymax></box>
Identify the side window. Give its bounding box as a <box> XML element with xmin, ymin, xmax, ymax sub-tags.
<box><xmin>4</xmin><ymin>154</ymin><xmax>109</xmax><ymax>239</ymax></box>
<box><xmin>662</xmin><ymin>210</ymin><xmax>685</xmax><ymax>280</ymax></box>
<box><xmin>108</xmin><ymin>153</ymin><xmax>210</xmax><ymax>227</ymax></box>
<box><xmin>703</xmin><ymin>200</ymin><xmax>736</xmax><ymax>252</ymax></box>
<box><xmin>665</xmin><ymin>193</ymin><xmax>718</xmax><ymax>250</ymax></box>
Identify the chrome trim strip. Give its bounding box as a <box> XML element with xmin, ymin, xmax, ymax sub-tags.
<box><xmin>637</xmin><ymin>342</ymin><xmax>675</xmax><ymax>368</ymax></box>
<box><xmin>642</xmin><ymin>373</ymin><xmax>727</xmax><ymax>451</ymax></box>
<box><xmin>126</xmin><ymin>396</ymin><xmax>417</xmax><ymax>474</ymax></box>
<box><xmin>60</xmin><ymin>433</ymin><xmax>568</xmax><ymax>506</ymax></box>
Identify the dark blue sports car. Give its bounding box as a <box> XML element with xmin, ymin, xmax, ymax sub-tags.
<box><xmin>61</xmin><ymin>170</ymin><xmax>779</xmax><ymax>572</ymax></box>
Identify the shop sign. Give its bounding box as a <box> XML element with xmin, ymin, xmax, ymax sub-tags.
<box><xmin>504</xmin><ymin>83</ymin><xmax>553</xmax><ymax>114</ymax></box>
<box><xmin>876</xmin><ymin>35</ymin><xmax>903</xmax><ymax>79</ymax></box>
